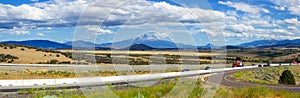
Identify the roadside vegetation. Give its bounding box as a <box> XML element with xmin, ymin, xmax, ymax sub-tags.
<box><xmin>0</xmin><ymin>53</ymin><xmax>18</xmax><ymax>63</ymax></box>
<box><xmin>233</xmin><ymin>66</ymin><xmax>300</xmax><ymax>84</ymax></box>
<box><xmin>278</xmin><ymin>70</ymin><xmax>296</xmax><ymax>85</ymax></box>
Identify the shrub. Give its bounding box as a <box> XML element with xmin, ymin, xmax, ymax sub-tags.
<box><xmin>21</xmin><ymin>48</ymin><xmax>25</xmax><ymax>51</ymax></box>
<box><xmin>49</xmin><ymin>59</ymin><xmax>58</xmax><ymax>64</ymax></box>
<box><xmin>56</xmin><ymin>54</ymin><xmax>60</xmax><ymax>57</ymax></box>
<box><xmin>234</xmin><ymin>72</ymin><xmax>245</xmax><ymax>78</ymax></box>
<box><xmin>278</xmin><ymin>70</ymin><xmax>296</xmax><ymax>85</ymax></box>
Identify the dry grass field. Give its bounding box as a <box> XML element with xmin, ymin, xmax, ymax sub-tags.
<box><xmin>0</xmin><ymin>46</ymin><xmax>72</xmax><ymax>64</ymax></box>
<box><xmin>59</xmin><ymin>50</ymin><xmax>222</xmax><ymax>56</ymax></box>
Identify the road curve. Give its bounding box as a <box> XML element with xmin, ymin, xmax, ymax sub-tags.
<box><xmin>207</xmin><ymin>67</ymin><xmax>300</xmax><ymax>92</ymax></box>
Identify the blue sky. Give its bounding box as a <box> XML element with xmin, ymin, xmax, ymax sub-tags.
<box><xmin>0</xmin><ymin>0</ymin><xmax>299</xmax><ymax>46</ymax></box>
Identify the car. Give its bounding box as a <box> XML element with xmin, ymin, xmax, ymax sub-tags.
<box><xmin>182</xmin><ymin>69</ymin><xmax>191</xmax><ymax>72</ymax></box>
<box><xmin>258</xmin><ymin>64</ymin><xmax>263</xmax><ymax>67</ymax></box>
<box><xmin>263</xmin><ymin>64</ymin><xmax>270</xmax><ymax>67</ymax></box>
<box><xmin>204</xmin><ymin>66</ymin><xmax>212</xmax><ymax>70</ymax></box>
<box><xmin>251</xmin><ymin>64</ymin><xmax>256</xmax><ymax>66</ymax></box>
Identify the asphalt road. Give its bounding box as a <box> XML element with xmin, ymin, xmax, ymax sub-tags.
<box><xmin>207</xmin><ymin>67</ymin><xmax>300</xmax><ymax>92</ymax></box>
<box><xmin>0</xmin><ymin>65</ymin><xmax>257</xmax><ymax>93</ymax></box>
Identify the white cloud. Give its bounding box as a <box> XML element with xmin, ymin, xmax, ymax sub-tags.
<box><xmin>270</xmin><ymin>0</ymin><xmax>300</xmax><ymax>16</ymax></box>
<box><xmin>37</xmin><ymin>33</ymin><xmax>45</xmax><ymax>36</ymax></box>
<box><xmin>0</xmin><ymin>0</ymin><xmax>236</xmax><ymax>29</ymax></box>
<box><xmin>200</xmin><ymin>29</ymin><xmax>217</xmax><ymax>36</ymax></box>
<box><xmin>226</xmin><ymin>24</ymin><xmax>255</xmax><ymax>32</ymax></box>
<box><xmin>46</xmin><ymin>27</ymin><xmax>52</xmax><ymax>30</ymax></box>
<box><xmin>287</xmin><ymin>26</ymin><xmax>298</xmax><ymax>30</ymax></box>
<box><xmin>0</xmin><ymin>0</ymin><xmax>299</xmax><ymax>42</ymax></box>
<box><xmin>219</xmin><ymin>1</ymin><xmax>270</xmax><ymax>14</ymax></box>
<box><xmin>272</xmin><ymin>29</ymin><xmax>293</xmax><ymax>35</ymax></box>
<box><xmin>272</xmin><ymin>6</ymin><xmax>285</xmax><ymax>10</ymax></box>
<box><xmin>86</xmin><ymin>27</ymin><xmax>113</xmax><ymax>35</ymax></box>
<box><xmin>284</xmin><ymin>18</ymin><xmax>299</xmax><ymax>25</ymax></box>
<box><xmin>8</xmin><ymin>27</ymin><xmax>30</xmax><ymax>35</ymax></box>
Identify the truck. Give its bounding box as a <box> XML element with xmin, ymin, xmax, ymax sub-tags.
<box><xmin>232</xmin><ymin>62</ymin><xmax>244</xmax><ymax>67</ymax></box>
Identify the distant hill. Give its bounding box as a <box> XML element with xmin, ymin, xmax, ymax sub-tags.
<box><xmin>4</xmin><ymin>37</ymin><xmax>300</xmax><ymax>50</ymax></box>
<box><xmin>3</xmin><ymin>40</ymin><xmax>71</xmax><ymax>49</ymax></box>
<box><xmin>125</xmin><ymin>44</ymin><xmax>155</xmax><ymax>50</ymax></box>
<box><xmin>197</xmin><ymin>43</ymin><xmax>214</xmax><ymax>49</ymax></box>
<box><xmin>238</xmin><ymin>39</ymin><xmax>300</xmax><ymax>48</ymax></box>
<box><xmin>64</xmin><ymin>40</ymin><xmax>96</xmax><ymax>48</ymax></box>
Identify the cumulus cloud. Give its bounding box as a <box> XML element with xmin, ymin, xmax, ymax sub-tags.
<box><xmin>7</xmin><ymin>27</ymin><xmax>31</xmax><ymax>35</ymax></box>
<box><xmin>270</xmin><ymin>0</ymin><xmax>300</xmax><ymax>16</ymax></box>
<box><xmin>225</xmin><ymin>24</ymin><xmax>255</xmax><ymax>33</ymax></box>
<box><xmin>0</xmin><ymin>0</ymin><xmax>299</xmax><ymax>41</ymax></box>
<box><xmin>219</xmin><ymin>1</ymin><xmax>270</xmax><ymax>14</ymax></box>
<box><xmin>287</xmin><ymin>26</ymin><xmax>298</xmax><ymax>30</ymax></box>
<box><xmin>284</xmin><ymin>18</ymin><xmax>299</xmax><ymax>25</ymax></box>
<box><xmin>272</xmin><ymin>6</ymin><xmax>285</xmax><ymax>10</ymax></box>
<box><xmin>87</xmin><ymin>27</ymin><xmax>113</xmax><ymax>35</ymax></box>
<box><xmin>0</xmin><ymin>0</ymin><xmax>236</xmax><ymax>30</ymax></box>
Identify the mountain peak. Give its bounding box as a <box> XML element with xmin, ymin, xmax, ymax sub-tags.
<box><xmin>135</xmin><ymin>33</ymin><xmax>160</xmax><ymax>41</ymax></box>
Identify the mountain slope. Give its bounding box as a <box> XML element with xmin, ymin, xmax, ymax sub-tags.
<box><xmin>239</xmin><ymin>39</ymin><xmax>300</xmax><ymax>48</ymax></box>
<box><xmin>64</xmin><ymin>40</ymin><xmax>96</xmax><ymax>48</ymax></box>
<box><xmin>3</xmin><ymin>40</ymin><xmax>71</xmax><ymax>49</ymax></box>
<box><xmin>125</xmin><ymin>44</ymin><xmax>155</xmax><ymax>50</ymax></box>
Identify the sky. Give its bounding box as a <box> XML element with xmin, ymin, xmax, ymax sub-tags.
<box><xmin>0</xmin><ymin>0</ymin><xmax>299</xmax><ymax>46</ymax></box>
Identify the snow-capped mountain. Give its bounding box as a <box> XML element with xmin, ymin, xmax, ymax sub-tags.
<box><xmin>134</xmin><ymin>33</ymin><xmax>161</xmax><ymax>41</ymax></box>
<box><xmin>99</xmin><ymin>32</ymin><xmax>194</xmax><ymax>49</ymax></box>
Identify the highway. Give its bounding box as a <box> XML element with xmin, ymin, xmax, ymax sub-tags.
<box><xmin>0</xmin><ymin>63</ymin><xmax>295</xmax><ymax>93</ymax></box>
<box><xmin>0</xmin><ymin>65</ymin><xmax>258</xmax><ymax>92</ymax></box>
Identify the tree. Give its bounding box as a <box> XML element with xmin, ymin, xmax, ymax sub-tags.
<box><xmin>278</xmin><ymin>70</ymin><xmax>296</xmax><ymax>85</ymax></box>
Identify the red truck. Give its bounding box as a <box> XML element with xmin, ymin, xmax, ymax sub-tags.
<box><xmin>292</xmin><ymin>61</ymin><xmax>297</xmax><ymax>65</ymax></box>
<box><xmin>232</xmin><ymin>62</ymin><xmax>244</xmax><ymax>67</ymax></box>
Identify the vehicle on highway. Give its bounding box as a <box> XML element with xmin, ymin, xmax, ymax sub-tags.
<box><xmin>263</xmin><ymin>64</ymin><xmax>270</xmax><ymax>67</ymax></box>
<box><xmin>232</xmin><ymin>62</ymin><xmax>244</xmax><ymax>67</ymax></box>
<box><xmin>204</xmin><ymin>66</ymin><xmax>212</xmax><ymax>70</ymax></box>
<box><xmin>292</xmin><ymin>61</ymin><xmax>297</xmax><ymax>65</ymax></box>
<box><xmin>251</xmin><ymin>64</ymin><xmax>256</xmax><ymax>66</ymax></box>
<box><xmin>258</xmin><ymin>63</ymin><xmax>270</xmax><ymax>67</ymax></box>
<box><xmin>181</xmin><ymin>69</ymin><xmax>191</xmax><ymax>72</ymax></box>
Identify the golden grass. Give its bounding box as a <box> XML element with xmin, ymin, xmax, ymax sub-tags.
<box><xmin>58</xmin><ymin>50</ymin><xmax>221</xmax><ymax>56</ymax></box>
<box><xmin>0</xmin><ymin>46</ymin><xmax>72</xmax><ymax>64</ymax></box>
